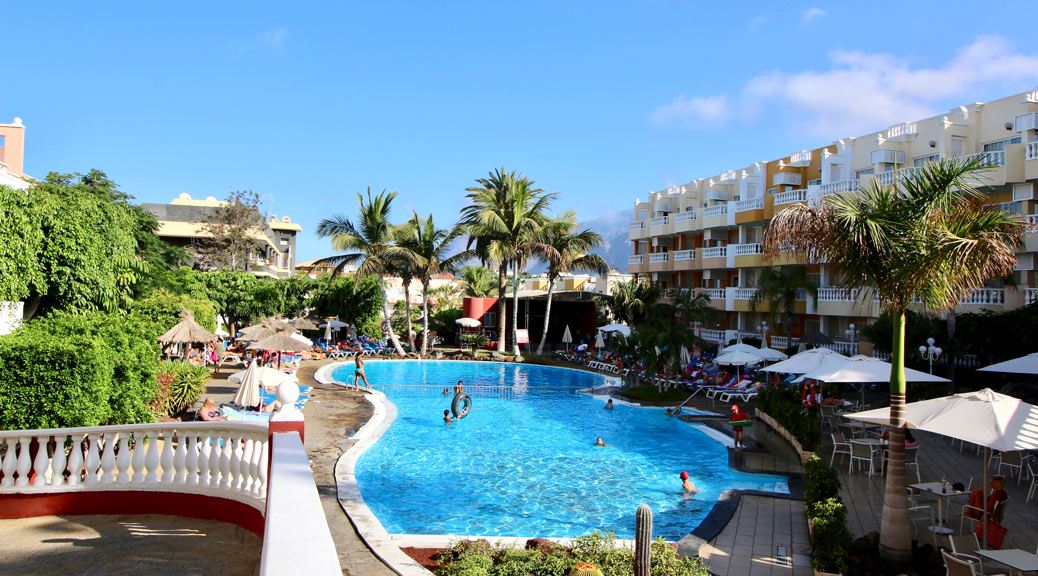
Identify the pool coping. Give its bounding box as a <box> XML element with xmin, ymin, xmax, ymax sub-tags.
<box><xmin>316</xmin><ymin>360</ymin><xmax>798</xmax><ymax>566</ymax></box>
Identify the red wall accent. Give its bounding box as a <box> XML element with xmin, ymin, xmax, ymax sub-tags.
<box><xmin>463</xmin><ymin>297</ymin><xmax>498</xmax><ymax>321</ymax></box>
<box><xmin>0</xmin><ymin>491</ymin><xmax>265</xmax><ymax>536</ymax></box>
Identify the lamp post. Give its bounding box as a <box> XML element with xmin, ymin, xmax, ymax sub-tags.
<box><xmin>844</xmin><ymin>323</ymin><xmax>858</xmax><ymax>355</ymax></box>
<box><xmin>758</xmin><ymin>320</ymin><xmax>769</xmax><ymax>348</ymax></box>
<box><xmin>919</xmin><ymin>337</ymin><xmax>942</xmax><ymax>374</ymax></box>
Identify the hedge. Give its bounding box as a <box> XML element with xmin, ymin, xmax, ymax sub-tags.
<box><xmin>755</xmin><ymin>386</ymin><xmax>820</xmax><ymax>451</ymax></box>
<box><xmin>0</xmin><ymin>334</ymin><xmax>113</xmax><ymax>429</ymax></box>
<box><xmin>803</xmin><ymin>455</ymin><xmax>850</xmax><ymax>574</ymax></box>
<box><xmin>131</xmin><ymin>289</ymin><xmax>217</xmax><ymax>333</ymax></box>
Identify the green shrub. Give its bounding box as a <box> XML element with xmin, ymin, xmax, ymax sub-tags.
<box><xmin>131</xmin><ymin>289</ymin><xmax>217</xmax><ymax>333</ymax></box>
<box><xmin>460</xmin><ymin>332</ymin><xmax>489</xmax><ymax>349</ymax></box>
<box><xmin>0</xmin><ymin>334</ymin><xmax>114</xmax><ymax>429</ymax></box>
<box><xmin>803</xmin><ymin>454</ymin><xmax>842</xmax><ymax>507</ymax></box>
<box><xmin>809</xmin><ymin>498</ymin><xmax>852</xmax><ymax>573</ymax></box>
<box><xmin>155</xmin><ymin>361</ymin><xmax>211</xmax><ymax>416</ymax></box>
<box><xmin>756</xmin><ymin>387</ymin><xmax>820</xmax><ymax>451</ymax></box>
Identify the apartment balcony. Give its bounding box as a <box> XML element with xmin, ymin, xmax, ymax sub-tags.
<box><xmin>788</xmin><ymin>150</ymin><xmax>812</xmax><ymax>167</ymax></box>
<box><xmin>959</xmin><ymin>288</ymin><xmax>1005</xmax><ymax>306</ymax></box>
<box><xmin>772</xmin><ymin>172</ymin><xmax>803</xmax><ymax>187</ymax></box>
<box><xmin>815</xmin><ymin>287</ymin><xmax>879</xmax><ymax>317</ymax></box>
<box><xmin>816</xmin><ymin>178</ymin><xmax>859</xmax><ymax>196</ymax></box>
<box><xmin>649</xmin><ymin>215</ymin><xmax>672</xmax><ymax>236</ymax></box>
<box><xmin>628</xmin><ymin>220</ymin><xmax>648</xmax><ymax>241</ymax></box>
<box><xmin>1025</xmin><ymin>288</ymin><xmax>1038</xmax><ymax>306</ymax></box>
<box><xmin>732</xmin><ymin>243</ymin><xmax>762</xmax><ymax>256</ymax></box>
<box><xmin>886</xmin><ymin>121</ymin><xmax>918</xmax><ymax>142</ymax></box>
<box><xmin>731</xmin><ymin>287</ymin><xmax>758</xmax><ymax>300</ymax></box>
<box><xmin>1014</xmin><ymin>112</ymin><xmax>1038</xmax><ymax>132</ymax></box>
<box><xmin>719</xmin><ymin>170</ymin><xmax>737</xmax><ymax>183</ymax></box>
<box><xmin>651</xmin><ymin>215</ymin><xmax>669</xmax><ymax>226</ymax></box>
<box><xmin>875</xmin><ymin>166</ymin><xmax>922</xmax><ymax>186</ymax></box>
<box><xmin>774</xmin><ymin>189</ymin><xmax>808</xmax><ymax>206</ymax></box>
<box><xmin>703</xmin><ymin>205</ymin><xmax>728</xmax><ymax>218</ymax></box>
<box><xmin>672</xmin><ymin>210</ymin><xmax>698</xmax><ymax>232</ymax></box>
<box><xmin>705</xmin><ymin>189</ymin><xmax>728</xmax><ymax>202</ymax></box>
<box><xmin>654</xmin><ymin>200</ymin><xmax>674</xmax><ymax>213</ymax></box>
<box><xmin>701</xmin><ymin>246</ymin><xmax>727</xmax><ymax>269</ymax></box>
<box><xmin>671</xmin><ymin>249</ymin><xmax>699</xmax><ymax>271</ymax></box>
<box><xmin>673</xmin><ymin>249</ymin><xmax>696</xmax><ymax>261</ymax></box>
<box><xmin>627</xmin><ymin>254</ymin><xmax>647</xmax><ymax>274</ymax></box>
<box><xmin>963</xmin><ymin>150</ymin><xmax>1005</xmax><ymax>167</ymax></box>
<box><xmin>870</xmin><ymin>149</ymin><xmax>905</xmax><ymax>165</ymax></box>
<box><xmin>1026</xmin><ymin>142</ymin><xmax>1038</xmax><ymax>161</ymax></box>
<box><xmin>695</xmin><ymin>288</ymin><xmax>727</xmax><ymax>312</ymax></box>
<box><xmin>698</xmin><ymin>328</ymin><xmax>724</xmax><ymax>343</ymax></box>
<box><xmin>733</xmin><ymin>198</ymin><xmax>764</xmax><ymax>213</ymax></box>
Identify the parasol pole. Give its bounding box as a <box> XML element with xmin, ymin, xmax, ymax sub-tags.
<box><xmin>982</xmin><ymin>447</ymin><xmax>989</xmax><ymax>549</ymax></box>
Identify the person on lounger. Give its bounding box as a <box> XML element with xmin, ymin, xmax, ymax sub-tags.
<box><xmin>197</xmin><ymin>398</ymin><xmax>226</xmax><ymax>421</ymax></box>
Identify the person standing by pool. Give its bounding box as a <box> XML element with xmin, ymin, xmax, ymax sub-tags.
<box><xmin>680</xmin><ymin>471</ymin><xmax>699</xmax><ymax>494</ymax></box>
<box><xmin>729</xmin><ymin>404</ymin><xmax>750</xmax><ymax>448</ymax></box>
<box><xmin>354</xmin><ymin>355</ymin><xmax>370</xmax><ymax>390</ymax></box>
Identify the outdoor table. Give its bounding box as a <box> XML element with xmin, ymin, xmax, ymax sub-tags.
<box><xmin>975</xmin><ymin>548</ymin><xmax>1038</xmax><ymax>575</ymax></box>
<box><xmin>909</xmin><ymin>482</ymin><xmax>967</xmax><ymax>535</ymax></box>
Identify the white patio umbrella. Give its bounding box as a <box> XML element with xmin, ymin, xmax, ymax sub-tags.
<box><xmin>597</xmin><ymin>323</ymin><xmax>632</xmax><ymax>337</ymax></box>
<box><xmin>760</xmin><ymin>347</ymin><xmax>847</xmax><ymax>374</ymax></box>
<box><xmin>845</xmin><ymin>389</ymin><xmax>1038</xmax><ymax>547</ymax></box>
<box><xmin>680</xmin><ymin>346</ymin><xmax>690</xmax><ymax>364</ymax></box>
<box><xmin>977</xmin><ymin>352</ymin><xmax>1038</xmax><ymax>375</ymax></box>
<box><xmin>720</xmin><ymin>342</ymin><xmax>762</xmax><ymax>355</ymax></box>
<box><xmin>755</xmin><ymin>347</ymin><xmax>788</xmax><ymax>362</ymax></box>
<box><xmin>456</xmin><ymin>317</ymin><xmax>481</xmax><ymax>328</ymax></box>
<box><xmin>319</xmin><ymin>319</ymin><xmax>348</xmax><ymax>329</ymax></box>
<box><xmin>801</xmin><ymin>355</ymin><xmax>949</xmax><ymax>384</ymax></box>
<box><xmin>561</xmin><ymin>325</ymin><xmax>573</xmax><ymax>350</ymax></box>
<box><xmin>714</xmin><ymin>350</ymin><xmax>761</xmax><ymax>379</ymax></box>
<box><xmin>594</xmin><ymin>332</ymin><xmax>606</xmax><ymax>349</ymax></box>
<box><xmin>290</xmin><ymin>332</ymin><xmax>312</xmax><ymax>347</ymax></box>
<box><xmin>324</xmin><ymin>322</ymin><xmax>333</xmax><ymax>342</ymax></box>
<box><xmin>232</xmin><ymin>360</ymin><xmax>263</xmax><ymax>409</ymax></box>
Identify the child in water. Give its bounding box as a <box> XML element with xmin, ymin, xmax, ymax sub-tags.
<box><xmin>680</xmin><ymin>471</ymin><xmax>699</xmax><ymax>494</ymax></box>
<box><xmin>443</xmin><ymin>409</ymin><xmax>453</xmax><ymax>424</ymax></box>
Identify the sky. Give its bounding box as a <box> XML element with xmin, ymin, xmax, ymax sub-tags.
<box><xmin>4</xmin><ymin>1</ymin><xmax>1038</xmax><ymax>260</ymax></box>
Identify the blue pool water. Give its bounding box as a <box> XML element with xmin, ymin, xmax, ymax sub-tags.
<box><xmin>338</xmin><ymin>361</ymin><xmax>788</xmax><ymax>540</ymax></box>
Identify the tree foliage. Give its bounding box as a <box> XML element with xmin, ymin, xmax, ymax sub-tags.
<box><xmin>458</xmin><ymin>265</ymin><xmax>497</xmax><ymax>298</ymax></box>
<box><xmin>308</xmin><ymin>275</ymin><xmax>382</xmax><ymax>329</ymax></box>
<box><xmin>198</xmin><ymin>190</ymin><xmax>265</xmax><ymax>271</ymax></box>
<box><xmin>200</xmin><ymin>270</ymin><xmax>282</xmax><ymax>333</ymax></box>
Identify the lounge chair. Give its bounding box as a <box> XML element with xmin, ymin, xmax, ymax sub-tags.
<box><xmin>719</xmin><ymin>382</ymin><xmax>759</xmax><ymax>403</ymax></box>
<box><xmin>705</xmin><ymin>377</ymin><xmax>745</xmax><ymax>400</ymax></box>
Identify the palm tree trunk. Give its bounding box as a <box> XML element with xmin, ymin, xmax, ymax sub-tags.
<box><xmin>421</xmin><ymin>281</ymin><xmax>431</xmax><ymax>356</ymax></box>
<box><xmin>511</xmin><ymin>260</ymin><xmax>522</xmax><ymax>357</ymax></box>
<box><xmin>535</xmin><ymin>278</ymin><xmax>556</xmax><ymax>355</ymax></box>
<box><xmin>403</xmin><ymin>281</ymin><xmax>416</xmax><ymax>353</ymax></box>
<box><xmin>496</xmin><ymin>262</ymin><xmax>507</xmax><ymax>353</ymax></box>
<box><xmin>379</xmin><ymin>277</ymin><xmax>407</xmax><ymax>356</ymax></box>
<box><xmin>879</xmin><ymin>310</ymin><xmax>912</xmax><ymax>563</ymax></box>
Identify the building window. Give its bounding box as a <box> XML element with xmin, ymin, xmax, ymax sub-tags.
<box><xmin>983</xmin><ymin>137</ymin><xmax>1023</xmax><ymax>152</ymax></box>
<box><xmin>808</xmin><ymin>178</ymin><xmax>821</xmax><ymax>186</ymax></box>
<box><xmin>767</xmin><ymin>186</ymin><xmax>778</xmax><ymax>195</ymax></box>
<box><xmin>913</xmin><ymin>153</ymin><xmax>940</xmax><ymax>167</ymax></box>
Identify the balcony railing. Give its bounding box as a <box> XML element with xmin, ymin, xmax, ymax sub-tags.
<box><xmin>774</xmin><ymin>189</ymin><xmax>807</xmax><ymax>206</ymax></box>
<box><xmin>649</xmin><ymin>253</ymin><xmax>669</xmax><ymax>263</ymax></box>
<box><xmin>651</xmin><ymin>216</ymin><xmax>669</xmax><ymax>226</ymax></box>
<box><xmin>701</xmin><ymin>246</ymin><xmax>727</xmax><ymax>259</ymax></box>
<box><xmin>699</xmin><ymin>328</ymin><xmax>724</xmax><ymax>343</ymax></box>
<box><xmin>719</xmin><ymin>170</ymin><xmax>736</xmax><ymax>183</ymax></box>
<box><xmin>770</xmin><ymin>336</ymin><xmax>797</xmax><ymax>349</ymax></box>
<box><xmin>788</xmin><ymin>150</ymin><xmax>812</xmax><ymax>167</ymax></box>
<box><xmin>703</xmin><ymin>204</ymin><xmax>728</xmax><ymax>218</ymax></box>
<box><xmin>886</xmin><ymin>121</ymin><xmax>917</xmax><ymax>141</ymax></box>
<box><xmin>875</xmin><ymin>166</ymin><xmax>922</xmax><ymax>186</ymax></box>
<box><xmin>673</xmin><ymin>249</ymin><xmax>695</xmax><ymax>262</ymax></box>
<box><xmin>962</xmin><ymin>150</ymin><xmax>1005</xmax><ymax>167</ymax></box>
<box><xmin>732</xmin><ymin>243</ymin><xmax>762</xmax><ymax>256</ymax></box>
<box><xmin>817</xmin><ymin>178</ymin><xmax>859</xmax><ymax>196</ymax></box>
<box><xmin>629</xmin><ymin>221</ymin><xmax>644</xmax><ymax>230</ymax></box>
<box><xmin>698</xmin><ymin>288</ymin><xmax>726</xmax><ymax>300</ymax></box>
<box><xmin>1027</xmin><ymin>142</ymin><xmax>1038</xmax><ymax>161</ymax></box>
<box><xmin>674</xmin><ymin>210</ymin><xmax>696</xmax><ymax>222</ymax></box>
<box><xmin>817</xmin><ymin>287</ymin><xmax>863</xmax><ymax>302</ymax></box>
<box><xmin>960</xmin><ymin>288</ymin><xmax>1005</xmax><ymax>305</ymax></box>
<box><xmin>733</xmin><ymin>198</ymin><xmax>764</xmax><ymax>212</ymax></box>
<box><xmin>818</xmin><ymin>341</ymin><xmax>859</xmax><ymax>356</ymax></box>
<box><xmin>1025</xmin><ymin>288</ymin><xmax>1038</xmax><ymax>306</ymax></box>
<box><xmin>1027</xmin><ymin>214</ymin><xmax>1038</xmax><ymax>226</ymax></box>
<box><xmin>628</xmin><ymin>255</ymin><xmax>645</xmax><ymax>264</ymax></box>
<box><xmin>732</xmin><ymin>288</ymin><xmax>758</xmax><ymax>300</ymax></box>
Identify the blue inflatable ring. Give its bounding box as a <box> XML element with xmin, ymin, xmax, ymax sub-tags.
<box><xmin>451</xmin><ymin>393</ymin><xmax>472</xmax><ymax>419</ymax></box>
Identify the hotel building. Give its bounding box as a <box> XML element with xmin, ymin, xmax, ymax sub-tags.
<box><xmin>628</xmin><ymin>88</ymin><xmax>1038</xmax><ymax>351</ymax></box>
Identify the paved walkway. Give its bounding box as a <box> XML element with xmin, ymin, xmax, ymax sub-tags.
<box><xmin>0</xmin><ymin>514</ymin><xmax>260</xmax><ymax>576</ymax></box>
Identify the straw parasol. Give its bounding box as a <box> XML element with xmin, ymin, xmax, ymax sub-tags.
<box><xmin>247</xmin><ymin>326</ymin><xmax>312</xmax><ymax>353</ymax></box>
<box><xmin>158</xmin><ymin>310</ymin><xmax>219</xmax><ymax>346</ymax></box>
<box><xmin>288</xmin><ymin>317</ymin><xmax>320</xmax><ymax>331</ymax></box>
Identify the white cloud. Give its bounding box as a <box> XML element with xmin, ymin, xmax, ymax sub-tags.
<box><xmin>653</xmin><ymin>36</ymin><xmax>1038</xmax><ymax>137</ymax></box>
<box><xmin>802</xmin><ymin>7</ymin><xmax>827</xmax><ymax>21</ymax></box>
<box><xmin>650</xmin><ymin>95</ymin><xmax>732</xmax><ymax>127</ymax></box>
<box><xmin>261</xmin><ymin>27</ymin><xmax>288</xmax><ymax>49</ymax></box>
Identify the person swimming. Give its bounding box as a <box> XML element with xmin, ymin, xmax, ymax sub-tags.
<box><xmin>594</xmin><ymin>437</ymin><xmax>607</xmax><ymax>447</ymax></box>
<box><xmin>454</xmin><ymin>380</ymin><xmax>465</xmax><ymax>395</ymax></box>
<box><xmin>442</xmin><ymin>387</ymin><xmax>450</xmax><ymax>396</ymax></box>
<box><xmin>604</xmin><ymin>399</ymin><xmax>614</xmax><ymax>410</ymax></box>
<box><xmin>680</xmin><ymin>471</ymin><xmax>699</xmax><ymax>494</ymax></box>
<box><xmin>443</xmin><ymin>409</ymin><xmax>453</xmax><ymax>424</ymax></box>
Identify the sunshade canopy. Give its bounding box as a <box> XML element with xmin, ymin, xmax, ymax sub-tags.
<box><xmin>561</xmin><ymin>325</ymin><xmax>573</xmax><ymax>344</ymax></box>
<box><xmin>598</xmin><ymin>323</ymin><xmax>632</xmax><ymax>337</ymax></box>
<box><xmin>800</xmin><ymin>354</ymin><xmax>949</xmax><ymax>384</ymax></box>
<box><xmin>232</xmin><ymin>360</ymin><xmax>263</xmax><ymax>408</ymax></box>
<box><xmin>760</xmin><ymin>347</ymin><xmax>847</xmax><ymax>374</ymax></box>
<box><xmin>247</xmin><ymin>327</ymin><xmax>312</xmax><ymax>352</ymax></box>
<box><xmin>288</xmin><ymin>317</ymin><xmax>320</xmax><ymax>331</ymax></box>
<box><xmin>754</xmin><ymin>347</ymin><xmax>788</xmax><ymax>362</ymax></box>
<box><xmin>720</xmin><ymin>342</ymin><xmax>761</xmax><ymax>355</ymax></box>
<box><xmin>714</xmin><ymin>350</ymin><xmax>762</xmax><ymax>366</ymax></box>
<box><xmin>977</xmin><ymin>352</ymin><xmax>1038</xmax><ymax>375</ymax></box>
<box><xmin>319</xmin><ymin>319</ymin><xmax>348</xmax><ymax>329</ymax></box>
<box><xmin>455</xmin><ymin>317</ymin><xmax>481</xmax><ymax>328</ymax></box>
<box><xmin>844</xmin><ymin>388</ymin><xmax>1038</xmax><ymax>452</ymax></box>
<box><xmin>158</xmin><ymin>310</ymin><xmax>219</xmax><ymax>345</ymax></box>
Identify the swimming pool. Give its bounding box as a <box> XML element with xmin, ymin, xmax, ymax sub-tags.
<box><xmin>336</xmin><ymin>360</ymin><xmax>788</xmax><ymax>540</ymax></box>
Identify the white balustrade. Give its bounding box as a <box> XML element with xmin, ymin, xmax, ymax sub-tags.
<box><xmin>770</xmin><ymin>336</ymin><xmax>792</xmax><ymax>349</ymax></box>
<box><xmin>1026</xmin><ymin>288</ymin><xmax>1038</xmax><ymax>306</ymax></box>
<box><xmin>732</xmin><ymin>243</ymin><xmax>762</xmax><ymax>256</ymax></box>
<box><xmin>651</xmin><ymin>216</ymin><xmax>669</xmax><ymax>226</ymax></box>
<box><xmin>648</xmin><ymin>252</ymin><xmax>669</xmax><ymax>263</ymax></box>
<box><xmin>1027</xmin><ymin>142</ymin><xmax>1038</xmax><ymax>161</ymax></box>
<box><xmin>960</xmin><ymin>288</ymin><xmax>1005</xmax><ymax>305</ymax></box>
<box><xmin>674</xmin><ymin>210</ymin><xmax>696</xmax><ymax>222</ymax></box>
<box><xmin>817</xmin><ymin>341</ymin><xmax>859</xmax><ymax>356</ymax></box>
<box><xmin>818</xmin><ymin>178</ymin><xmax>859</xmax><ymax>196</ymax></box>
<box><xmin>673</xmin><ymin>249</ymin><xmax>695</xmax><ymax>262</ymax></box>
<box><xmin>702</xmin><ymin>246</ymin><xmax>727</xmax><ymax>259</ymax></box>
<box><xmin>733</xmin><ymin>198</ymin><xmax>764</xmax><ymax>212</ymax></box>
<box><xmin>629</xmin><ymin>221</ymin><xmax>644</xmax><ymax>230</ymax></box>
<box><xmin>774</xmin><ymin>189</ymin><xmax>807</xmax><ymax>206</ymax></box>
<box><xmin>817</xmin><ymin>287</ymin><xmax>862</xmax><ymax>302</ymax></box>
<box><xmin>698</xmin><ymin>288</ymin><xmax>726</xmax><ymax>300</ymax></box>
<box><xmin>788</xmin><ymin>150</ymin><xmax>812</xmax><ymax>166</ymax></box>
<box><xmin>0</xmin><ymin>422</ymin><xmax>269</xmax><ymax>509</ymax></box>
<box><xmin>731</xmin><ymin>288</ymin><xmax>757</xmax><ymax>300</ymax></box>
<box><xmin>698</xmin><ymin>328</ymin><xmax>724</xmax><ymax>342</ymax></box>
<box><xmin>886</xmin><ymin>121</ymin><xmax>917</xmax><ymax>140</ymax></box>
<box><xmin>703</xmin><ymin>204</ymin><xmax>728</xmax><ymax>218</ymax></box>
<box><xmin>628</xmin><ymin>255</ymin><xmax>645</xmax><ymax>264</ymax></box>
<box><xmin>719</xmin><ymin>170</ymin><xmax>736</xmax><ymax>183</ymax></box>
<box><xmin>875</xmin><ymin>166</ymin><xmax>922</xmax><ymax>186</ymax></box>
<box><xmin>962</xmin><ymin>151</ymin><xmax>1005</xmax><ymax>167</ymax></box>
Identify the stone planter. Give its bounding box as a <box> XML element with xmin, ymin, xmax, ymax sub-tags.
<box><xmin>754</xmin><ymin>409</ymin><xmax>815</xmax><ymax>464</ymax></box>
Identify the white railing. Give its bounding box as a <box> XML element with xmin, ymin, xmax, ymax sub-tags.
<box><xmin>703</xmin><ymin>204</ymin><xmax>728</xmax><ymax>217</ymax></box>
<box><xmin>701</xmin><ymin>246</ymin><xmax>727</xmax><ymax>259</ymax></box>
<box><xmin>818</xmin><ymin>178</ymin><xmax>859</xmax><ymax>196</ymax></box>
<box><xmin>1026</xmin><ymin>288</ymin><xmax>1038</xmax><ymax>306</ymax></box>
<box><xmin>887</xmin><ymin>121</ymin><xmax>917</xmax><ymax>140</ymax></box>
<box><xmin>962</xmin><ymin>151</ymin><xmax>1005</xmax><ymax>167</ymax></box>
<box><xmin>788</xmin><ymin>150</ymin><xmax>812</xmax><ymax>166</ymax></box>
<box><xmin>698</xmin><ymin>288</ymin><xmax>726</xmax><ymax>300</ymax></box>
<box><xmin>673</xmin><ymin>249</ymin><xmax>695</xmax><ymax>262</ymax></box>
<box><xmin>732</xmin><ymin>243</ymin><xmax>762</xmax><ymax>256</ymax></box>
<box><xmin>774</xmin><ymin>189</ymin><xmax>807</xmax><ymax>205</ymax></box>
<box><xmin>719</xmin><ymin>170</ymin><xmax>736</xmax><ymax>183</ymax></box>
<box><xmin>1027</xmin><ymin>142</ymin><xmax>1038</xmax><ymax>161</ymax></box>
<box><xmin>629</xmin><ymin>221</ymin><xmax>644</xmax><ymax>230</ymax></box>
<box><xmin>649</xmin><ymin>252</ymin><xmax>669</xmax><ymax>263</ymax></box>
<box><xmin>960</xmin><ymin>288</ymin><xmax>1005</xmax><ymax>305</ymax></box>
<box><xmin>0</xmin><ymin>422</ymin><xmax>269</xmax><ymax>508</ymax></box>
<box><xmin>875</xmin><ymin>166</ymin><xmax>922</xmax><ymax>186</ymax></box>
<box><xmin>628</xmin><ymin>255</ymin><xmax>645</xmax><ymax>265</ymax></box>
<box><xmin>1028</xmin><ymin>214</ymin><xmax>1038</xmax><ymax>226</ymax></box>
<box><xmin>770</xmin><ymin>336</ymin><xmax>798</xmax><ymax>349</ymax></box>
<box><xmin>818</xmin><ymin>341</ymin><xmax>859</xmax><ymax>356</ymax></box>
<box><xmin>699</xmin><ymin>329</ymin><xmax>724</xmax><ymax>343</ymax></box>
<box><xmin>733</xmin><ymin>198</ymin><xmax>764</xmax><ymax>212</ymax></box>
<box><xmin>732</xmin><ymin>288</ymin><xmax>758</xmax><ymax>300</ymax></box>
<box><xmin>674</xmin><ymin>210</ymin><xmax>696</xmax><ymax>222</ymax></box>
<box><xmin>817</xmin><ymin>287</ymin><xmax>862</xmax><ymax>302</ymax></box>
<box><xmin>651</xmin><ymin>216</ymin><xmax>669</xmax><ymax>226</ymax></box>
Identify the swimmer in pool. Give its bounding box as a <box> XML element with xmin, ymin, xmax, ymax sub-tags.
<box><xmin>680</xmin><ymin>471</ymin><xmax>699</xmax><ymax>494</ymax></box>
<box><xmin>443</xmin><ymin>409</ymin><xmax>453</xmax><ymax>424</ymax></box>
<box><xmin>594</xmin><ymin>437</ymin><xmax>607</xmax><ymax>447</ymax></box>
<box><xmin>442</xmin><ymin>387</ymin><xmax>450</xmax><ymax>396</ymax></box>
<box><xmin>454</xmin><ymin>380</ymin><xmax>464</xmax><ymax>395</ymax></box>
<box><xmin>604</xmin><ymin>399</ymin><xmax>614</xmax><ymax>410</ymax></box>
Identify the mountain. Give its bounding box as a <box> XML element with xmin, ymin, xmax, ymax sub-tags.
<box><xmin>527</xmin><ymin>208</ymin><xmax>633</xmax><ymax>273</ymax></box>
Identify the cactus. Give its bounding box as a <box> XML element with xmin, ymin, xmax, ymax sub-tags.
<box><xmin>569</xmin><ymin>562</ymin><xmax>604</xmax><ymax>576</ymax></box>
<box><xmin>634</xmin><ymin>503</ymin><xmax>653</xmax><ymax>576</ymax></box>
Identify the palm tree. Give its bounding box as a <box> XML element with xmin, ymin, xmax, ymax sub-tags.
<box><xmin>605</xmin><ymin>280</ymin><xmax>660</xmax><ymax>325</ymax></box>
<box><xmin>750</xmin><ymin>266</ymin><xmax>817</xmax><ymax>341</ymax></box>
<box><xmin>387</xmin><ymin>249</ymin><xmax>418</xmax><ymax>352</ymax></box>
<box><xmin>458</xmin><ymin>265</ymin><xmax>496</xmax><ymax>298</ymax></box>
<box><xmin>763</xmin><ymin>157</ymin><xmax>1024</xmax><ymax>562</ymax></box>
<box><xmin>535</xmin><ymin>211</ymin><xmax>607</xmax><ymax>355</ymax></box>
<box><xmin>398</xmin><ymin>212</ymin><xmax>470</xmax><ymax>356</ymax></box>
<box><xmin>460</xmin><ymin>168</ymin><xmax>556</xmax><ymax>357</ymax></box>
<box><xmin>315</xmin><ymin>188</ymin><xmax>412</xmax><ymax>356</ymax></box>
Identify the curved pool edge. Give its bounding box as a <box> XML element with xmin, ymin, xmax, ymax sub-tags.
<box><xmin>319</xmin><ymin>359</ymin><xmax>797</xmax><ymax>561</ymax></box>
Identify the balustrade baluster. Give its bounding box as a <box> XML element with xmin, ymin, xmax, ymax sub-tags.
<box><xmin>198</xmin><ymin>434</ymin><xmax>212</xmax><ymax>486</ymax></box>
<box><xmin>208</xmin><ymin>431</ymin><xmax>223</xmax><ymax>488</ymax></box>
<box><xmin>113</xmin><ymin>434</ymin><xmax>130</xmax><ymax>483</ymax></box>
<box><xmin>15</xmin><ymin>437</ymin><xmax>31</xmax><ymax>487</ymax></box>
<box><xmin>161</xmin><ymin>431</ymin><xmax>176</xmax><ymax>484</ymax></box>
<box><xmin>185</xmin><ymin>435</ymin><xmax>199</xmax><ymax>485</ymax></box>
<box><xmin>1</xmin><ymin>438</ymin><xmax>17</xmax><ymax>487</ymax></box>
<box><xmin>256</xmin><ymin>439</ymin><xmax>268</xmax><ymax>496</ymax></box>
<box><xmin>31</xmin><ymin>436</ymin><xmax>52</xmax><ymax>487</ymax></box>
<box><xmin>145</xmin><ymin>432</ymin><xmax>161</xmax><ymax>483</ymax></box>
<box><xmin>66</xmin><ymin>434</ymin><xmax>84</xmax><ymax>486</ymax></box>
<box><xmin>226</xmin><ymin>433</ymin><xmax>242</xmax><ymax>490</ymax></box>
<box><xmin>49</xmin><ymin>435</ymin><xmax>67</xmax><ymax>487</ymax></box>
<box><xmin>131</xmin><ymin>432</ymin><xmax>147</xmax><ymax>483</ymax></box>
<box><xmin>85</xmin><ymin>434</ymin><xmax>102</xmax><ymax>484</ymax></box>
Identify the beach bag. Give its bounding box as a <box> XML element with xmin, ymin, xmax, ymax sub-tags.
<box><xmin>974</xmin><ymin>520</ymin><xmax>1007</xmax><ymax>550</ymax></box>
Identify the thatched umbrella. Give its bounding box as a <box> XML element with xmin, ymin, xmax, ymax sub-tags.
<box><xmin>158</xmin><ymin>310</ymin><xmax>218</xmax><ymax>356</ymax></box>
<box><xmin>288</xmin><ymin>317</ymin><xmax>320</xmax><ymax>331</ymax></box>
<box><xmin>239</xmin><ymin>318</ymin><xmax>295</xmax><ymax>342</ymax></box>
<box><xmin>247</xmin><ymin>326</ymin><xmax>311</xmax><ymax>368</ymax></box>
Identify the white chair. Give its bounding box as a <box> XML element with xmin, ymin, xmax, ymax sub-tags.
<box><xmin>996</xmin><ymin>451</ymin><xmax>1024</xmax><ymax>484</ymax></box>
<box><xmin>945</xmin><ymin>534</ymin><xmax>1006</xmax><ymax>576</ymax></box>
<box><xmin>1027</xmin><ymin>461</ymin><xmax>1038</xmax><ymax>503</ymax></box>
<box><xmin>830</xmin><ymin>432</ymin><xmax>852</xmax><ymax>467</ymax></box>
<box><xmin>819</xmin><ymin>405</ymin><xmax>838</xmax><ymax>429</ymax></box>
<box><xmin>905</xmin><ymin>446</ymin><xmax>922</xmax><ymax>484</ymax></box>
<box><xmin>909</xmin><ymin>504</ymin><xmax>936</xmax><ymax>544</ymax></box>
<box><xmin>941</xmin><ymin>549</ymin><xmax>1007</xmax><ymax>576</ymax></box>
<box><xmin>849</xmin><ymin>441</ymin><xmax>877</xmax><ymax>476</ymax></box>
